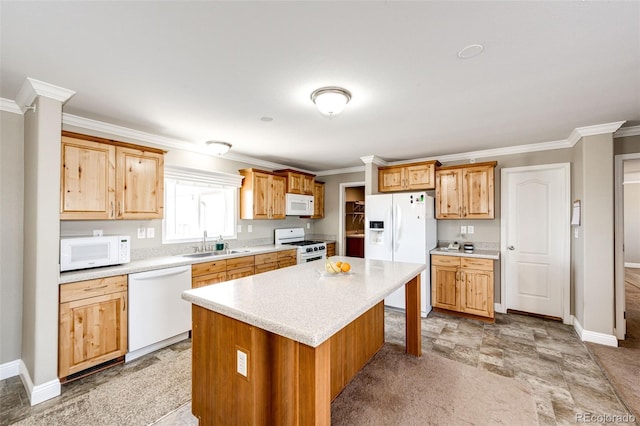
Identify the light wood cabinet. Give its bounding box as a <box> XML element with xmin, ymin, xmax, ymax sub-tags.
<box><xmin>60</xmin><ymin>132</ymin><xmax>165</xmax><ymax>220</ymax></box>
<box><xmin>431</xmin><ymin>255</ymin><xmax>494</xmax><ymax>319</ymax></box>
<box><xmin>326</xmin><ymin>242</ymin><xmax>336</xmax><ymax>257</ymax></box>
<box><xmin>277</xmin><ymin>249</ymin><xmax>297</xmax><ymax>269</ymax></box>
<box><xmin>435</xmin><ymin>161</ymin><xmax>496</xmax><ymax>219</ymax></box>
<box><xmin>309</xmin><ymin>181</ymin><xmax>325</xmax><ymax>219</ymax></box>
<box><xmin>274</xmin><ymin>169</ymin><xmax>316</xmax><ymax>195</ymax></box>
<box><xmin>378</xmin><ymin>160</ymin><xmax>440</xmax><ymax>192</ymax></box>
<box><xmin>59</xmin><ymin>275</ymin><xmax>128</xmax><ymax>379</ymax></box>
<box><xmin>239</xmin><ymin>169</ymin><xmax>286</xmax><ymax>220</ymax></box>
<box><xmin>192</xmin><ymin>259</ymin><xmax>227</xmax><ymax>288</ymax></box>
<box><xmin>255</xmin><ymin>252</ymin><xmax>278</xmax><ymax>274</ymax></box>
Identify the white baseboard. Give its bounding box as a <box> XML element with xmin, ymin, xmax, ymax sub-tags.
<box><xmin>125</xmin><ymin>332</ymin><xmax>190</xmax><ymax>363</ymax></box>
<box><xmin>494</xmin><ymin>303</ymin><xmax>506</xmax><ymax>314</ymax></box>
<box><xmin>572</xmin><ymin>316</ymin><xmax>618</xmax><ymax>347</ymax></box>
<box><xmin>624</xmin><ymin>262</ymin><xmax>640</xmax><ymax>268</ymax></box>
<box><xmin>0</xmin><ymin>359</ymin><xmax>21</xmax><ymax>380</ymax></box>
<box><xmin>19</xmin><ymin>360</ymin><xmax>61</xmax><ymax>405</ymax></box>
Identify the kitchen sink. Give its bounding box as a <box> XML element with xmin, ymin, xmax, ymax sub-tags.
<box><xmin>182</xmin><ymin>249</ymin><xmax>249</xmax><ymax>258</ymax></box>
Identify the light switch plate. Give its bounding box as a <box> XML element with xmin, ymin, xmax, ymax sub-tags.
<box><xmin>307</xmin><ymin>223</ymin><xmax>310</xmax><ymax>229</ymax></box>
<box><xmin>237</xmin><ymin>224</ymin><xmax>242</xmax><ymax>233</ymax></box>
<box><xmin>248</xmin><ymin>224</ymin><xmax>252</xmax><ymax>233</ymax></box>
<box><xmin>467</xmin><ymin>226</ymin><xmax>474</xmax><ymax>234</ymax></box>
<box><xmin>137</xmin><ymin>227</ymin><xmax>146</xmax><ymax>239</ymax></box>
<box><xmin>237</xmin><ymin>349</ymin><xmax>248</xmax><ymax>377</ymax></box>
<box><xmin>146</xmin><ymin>227</ymin><xmax>155</xmax><ymax>238</ymax></box>
<box><xmin>460</xmin><ymin>225</ymin><xmax>467</xmax><ymax>234</ymax></box>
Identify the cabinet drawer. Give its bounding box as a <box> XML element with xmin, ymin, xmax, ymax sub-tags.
<box><xmin>255</xmin><ymin>252</ymin><xmax>278</xmax><ymax>265</ymax></box>
<box><xmin>461</xmin><ymin>257</ymin><xmax>493</xmax><ymax>271</ymax></box>
<box><xmin>227</xmin><ymin>266</ymin><xmax>254</xmax><ymax>280</ymax></box>
<box><xmin>278</xmin><ymin>258</ymin><xmax>297</xmax><ymax>269</ymax></box>
<box><xmin>255</xmin><ymin>263</ymin><xmax>278</xmax><ymax>274</ymax></box>
<box><xmin>60</xmin><ymin>275</ymin><xmax>127</xmax><ymax>303</ymax></box>
<box><xmin>277</xmin><ymin>249</ymin><xmax>297</xmax><ymax>261</ymax></box>
<box><xmin>227</xmin><ymin>255</ymin><xmax>254</xmax><ymax>270</ymax></box>
<box><xmin>431</xmin><ymin>255</ymin><xmax>460</xmax><ymax>267</ymax></box>
<box><xmin>192</xmin><ymin>272</ymin><xmax>227</xmax><ymax>288</ymax></box>
<box><xmin>192</xmin><ymin>259</ymin><xmax>227</xmax><ymax>277</ymax></box>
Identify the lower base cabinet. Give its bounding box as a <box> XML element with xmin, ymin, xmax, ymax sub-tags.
<box><xmin>431</xmin><ymin>255</ymin><xmax>494</xmax><ymax>319</ymax></box>
<box><xmin>58</xmin><ymin>275</ymin><xmax>128</xmax><ymax>379</ymax></box>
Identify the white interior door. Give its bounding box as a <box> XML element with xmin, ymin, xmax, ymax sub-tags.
<box><xmin>503</xmin><ymin>164</ymin><xmax>570</xmax><ymax>321</ymax></box>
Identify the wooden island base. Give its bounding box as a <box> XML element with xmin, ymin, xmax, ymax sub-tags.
<box><xmin>189</xmin><ymin>273</ymin><xmax>421</xmax><ymax>425</ymax></box>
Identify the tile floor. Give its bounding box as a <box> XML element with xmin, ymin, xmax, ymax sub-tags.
<box><xmin>1</xmin><ymin>311</ymin><xmax>635</xmax><ymax>425</ymax></box>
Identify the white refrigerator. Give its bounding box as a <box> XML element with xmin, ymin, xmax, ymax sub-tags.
<box><xmin>364</xmin><ymin>192</ymin><xmax>436</xmax><ymax>317</ymax></box>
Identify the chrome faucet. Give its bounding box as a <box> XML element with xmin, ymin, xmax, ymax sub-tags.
<box><xmin>202</xmin><ymin>230</ymin><xmax>208</xmax><ymax>252</ymax></box>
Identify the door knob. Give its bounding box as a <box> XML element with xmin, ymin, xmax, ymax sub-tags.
<box><xmin>508</xmin><ymin>246</ymin><xmax>515</xmax><ymax>250</ymax></box>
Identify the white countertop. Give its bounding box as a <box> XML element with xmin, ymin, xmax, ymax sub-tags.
<box><xmin>182</xmin><ymin>256</ymin><xmax>425</xmax><ymax>348</ymax></box>
<box><xmin>430</xmin><ymin>247</ymin><xmax>500</xmax><ymax>260</ymax></box>
<box><xmin>59</xmin><ymin>244</ymin><xmax>297</xmax><ymax>284</ymax></box>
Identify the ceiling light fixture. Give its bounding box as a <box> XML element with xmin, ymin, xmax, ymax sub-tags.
<box><xmin>310</xmin><ymin>86</ymin><xmax>352</xmax><ymax>117</ymax></box>
<box><xmin>457</xmin><ymin>44</ymin><xmax>484</xmax><ymax>59</ymax></box>
<box><xmin>205</xmin><ymin>140</ymin><xmax>232</xmax><ymax>155</ymax></box>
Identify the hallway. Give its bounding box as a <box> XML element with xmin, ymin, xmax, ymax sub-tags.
<box><xmin>587</xmin><ymin>267</ymin><xmax>640</xmax><ymax>419</ymax></box>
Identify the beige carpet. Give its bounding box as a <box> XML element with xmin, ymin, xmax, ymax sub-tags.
<box><xmin>332</xmin><ymin>343</ymin><xmax>538</xmax><ymax>425</ymax></box>
<box><xmin>586</xmin><ymin>269</ymin><xmax>640</xmax><ymax>420</ymax></box>
<box><xmin>13</xmin><ymin>347</ymin><xmax>191</xmax><ymax>426</ymax></box>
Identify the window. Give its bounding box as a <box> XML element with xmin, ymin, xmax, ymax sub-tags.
<box><xmin>163</xmin><ymin>166</ymin><xmax>243</xmax><ymax>243</ymax></box>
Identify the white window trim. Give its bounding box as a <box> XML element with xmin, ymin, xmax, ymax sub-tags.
<box><xmin>163</xmin><ymin>166</ymin><xmax>244</xmax><ymax>244</ymax></box>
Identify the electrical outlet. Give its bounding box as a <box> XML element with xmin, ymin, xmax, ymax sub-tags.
<box><xmin>467</xmin><ymin>226</ymin><xmax>474</xmax><ymax>234</ymax></box>
<box><xmin>237</xmin><ymin>349</ymin><xmax>248</xmax><ymax>377</ymax></box>
<box><xmin>307</xmin><ymin>223</ymin><xmax>310</xmax><ymax>229</ymax></box>
<box><xmin>460</xmin><ymin>225</ymin><xmax>467</xmax><ymax>234</ymax></box>
<box><xmin>92</xmin><ymin>229</ymin><xmax>103</xmax><ymax>237</ymax></box>
<box><xmin>237</xmin><ymin>224</ymin><xmax>242</xmax><ymax>233</ymax></box>
<box><xmin>248</xmin><ymin>224</ymin><xmax>252</xmax><ymax>233</ymax></box>
<box><xmin>146</xmin><ymin>227</ymin><xmax>155</xmax><ymax>238</ymax></box>
<box><xmin>137</xmin><ymin>226</ymin><xmax>146</xmax><ymax>239</ymax></box>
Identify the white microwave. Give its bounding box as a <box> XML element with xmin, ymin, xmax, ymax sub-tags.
<box><xmin>286</xmin><ymin>193</ymin><xmax>314</xmax><ymax>216</ymax></box>
<box><xmin>60</xmin><ymin>235</ymin><xmax>131</xmax><ymax>272</ymax></box>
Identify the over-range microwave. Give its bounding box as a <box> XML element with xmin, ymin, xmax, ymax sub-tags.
<box><xmin>60</xmin><ymin>235</ymin><xmax>131</xmax><ymax>272</ymax></box>
<box><xmin>286</xmin><ymin>193</ymin><xmax>314</xmax><ymax>216</ymax></box>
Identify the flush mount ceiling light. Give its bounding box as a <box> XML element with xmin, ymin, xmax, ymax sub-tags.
<box><xmin>310</xmin><ymin>86</ymin><xmax>352</xmax><ymax>117</ymax></box>
<box><xmin>205</xmin><ymin>140</ymin><xmax>232</xmax><ymax>155</ymax></box>
<box><xmin>457</xmin><ymin>44</ymin><xmax>484</xmax><ymax>59</ymax></box>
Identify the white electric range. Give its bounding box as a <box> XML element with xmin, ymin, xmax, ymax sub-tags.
<box><xmin>275</xmin><ymin>228</ymin><xmax>326</xmax><ymax>264</ymax></box>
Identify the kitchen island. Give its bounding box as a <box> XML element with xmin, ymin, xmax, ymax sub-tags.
<box><xmin>182</xmin><ymin>256</ymin><xmax>425</xmax><ymax>425</ymax></box>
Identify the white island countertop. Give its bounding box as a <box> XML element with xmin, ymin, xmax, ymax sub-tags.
<box><xmin>182</xmin><ymin>256</ymin><xmax>425</xmax><ymax>348</ymax></box>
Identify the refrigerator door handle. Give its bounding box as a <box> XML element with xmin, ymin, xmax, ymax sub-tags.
<box><xmin>394</xmin><ymin>203</ymin><xmax>402</xmax><ymax>252</ymax></box>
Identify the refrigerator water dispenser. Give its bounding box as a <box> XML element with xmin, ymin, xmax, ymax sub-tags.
<box><xmin>369</xmin><ymin>221</ymin><xmax>384</xmax><ymax>244</ymax></box>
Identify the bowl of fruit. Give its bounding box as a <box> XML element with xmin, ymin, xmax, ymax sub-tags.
<box><xmin>323</xmin><ymin>259</ymin><xmax>352</xmax><ymax>276</ymax></box>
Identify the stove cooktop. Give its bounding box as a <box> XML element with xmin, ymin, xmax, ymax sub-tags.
<box><xmin>282</xmin><ymin>240</ymin><xmax>325</xmax><ymax>247</ymax></box>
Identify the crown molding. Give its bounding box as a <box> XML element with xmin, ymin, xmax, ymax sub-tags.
<box><xmin>62</xmin><ymin>113</ymin><xmax>312</xmax><ymax>173</ymax></box>
<box><xmin>360</xmin><ymin>155</ymin><xmax>388</xmax><ymax>166</ymax></box>
<box><xmin>315</xmin><ymin>165</ymin><xmax>365</xmax><ymax>177</ymax></box>
<box><xmin>15</xmin><ymin>78</ymin><xmax>75</xmax><ymax>113</ymax></box>
<box><xmin>0</xmin><ymin>98</ymin><xmax>22</xmax><ymax>114</ymax></box>
<box><xmin>615</xmin><ymin>125</ymin><xmax>640</xmax><ymax>138</ymax></box>
<box><xmin>569</xmin><ymin>121</ymin><xmax>626</xmax><ymax>144</ymax></box>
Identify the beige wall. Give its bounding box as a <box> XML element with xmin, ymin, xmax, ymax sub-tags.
<box><xmin>1</xmin><ymin>110</ymin><xmax>24</xmax><ymax>364</ymax></box>
<box><xmin>572</xmin><ymin>140</ymin><xmax>585</xmax><ymax>325</ymax></box>
<box><xmin>615</xmin><ymin>135</ymin><xmax>640</xmax><ymax>155</ymax></box>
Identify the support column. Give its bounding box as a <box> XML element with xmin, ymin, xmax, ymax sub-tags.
<box><xmin>360</xmin><ymin>155</ymin><xmax>387</xmax><ymax>196</ymax></box>
<box><xmin>16</xmin><ymin>78</ymin><xmax>75</xmax><ymax>404</ymax></box>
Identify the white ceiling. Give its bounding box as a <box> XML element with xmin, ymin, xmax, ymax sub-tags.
<box><xmin>1</xmin><ymin>1</ymin><xmax>639</xmax><ymax>172</ymax></box>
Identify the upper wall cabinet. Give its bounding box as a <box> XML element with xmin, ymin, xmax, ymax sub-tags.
<box><xmin>60</xmin><ymin>132</ymin><xmax>165</xmax><ymax>220</ymax></box>
<box><xmin>435</xmin><ymin>161</ymin><xmax>496</xmax><ymax>219</ymax></box>
<box><xmin>238</xmin><ymin>169</ymin><xmax>286</xmax><ymax>220</ymax></box>
<box><xmin>378</xmin><ymin>160</ymin><xmax>441</xmax><ymax>192</ymax></box>
<box><xmin>274</xmin><ymin>169</ymin><xmax>315</xmax><ymax>195</ymax></box>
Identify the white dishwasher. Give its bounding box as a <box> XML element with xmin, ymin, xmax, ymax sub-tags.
<box><xmin>126</xmin><ymin>265</ymin><xmax>192</xmax><ymax>362</ymax></box>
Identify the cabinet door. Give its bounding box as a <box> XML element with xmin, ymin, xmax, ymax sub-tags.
<box><xmin>277</xmin><ymin>249</ymin><xmax>298</xmax><ymax>268</ymax></box>
<box><xmin>59</xmin><ymin>291</ymin><xmax>127</xmax><ymax>378</ymax></box>
<box><xmin>312</xmin><ymin>182</ymin><xmax>325</xmax><ymax>218</ymax></box>
<box><xmin>192</xmin><ymin>272</ymin><xmax>227</xmax><ymax>288</ymax></box>
<box><xmin>270</xmin><ymin>175</ymin><xmax>286</xmax><ymax>219</ymax></box>
<box><xmin>405</xmin><ymin>163</ymin><xmax>435</xmax><ymax>190</ymax></box>
<box><xmin>302</xmin><ymin>175</ymin><xmax>315</xmax><ymax>195</ymax></box>
<box><xmin>60</xmin><ymin>137</ymin><xmax>116</xmax><ymax>220</ymax></box>
<box><xmin>431</xmin><ymin>264</ymin><xmax>460</xmax><ymax>311</ymax></box>
<box><xmin>227</xmin><ymin>266</ymin><xmax>254</xmax><ymax>280</ymax></box>
<box><xmin>463</xmin><ymin>166</ymin><xmax>494</xmax><ymax>219</ymax></box>
<box><xmin>287</xmin><ymin>173</ymin><xmax>304</xmax><ymax>194</ymax></box>
<box><xmin>378</xmin><ymin>167</ymin><xmax>404</xmax><ymax>192</ymax></box>
<box><xmin>325</xmin><ymin>243</ymin><xmax>336</xmax><ymax>258</ymax></box>
<box><xmin>435</xmin><ymin>169</ymin><xmax>462</xmax><ymax>219</ymax></box>
<box><xmin>116</xmin><ymin>147</ymin><xmax>164</xmax><ymax>219</ymax></box>
<box><xmin>460</xmin><ymin>269</ymin><xmax>494</xmax><ymax>318</ymax></box>
<box><xmin>250</xmin><ymin>172</ymin><xmax>271</xmax><ymax>219</ymax></box>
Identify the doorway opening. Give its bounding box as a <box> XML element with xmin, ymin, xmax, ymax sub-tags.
<box><xmin>338</xmin><ymin>183</ymin><xmax>365</xmax><ymax>257</ymax></box>
<box><xmin>615</xmin><ymin>155</ymin><xmax>640</xmax><ymax>341</ymax></box>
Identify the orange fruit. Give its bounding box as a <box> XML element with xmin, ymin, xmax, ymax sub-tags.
<box><xmin>340</xmin><ymin>262</ymin><xmax>351</xmax><ymax>273</ymax></box>
<box><xmin>335</xmin><ymin>261</ymin><xmax>343</xmax><ymax>268</ymax></box>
